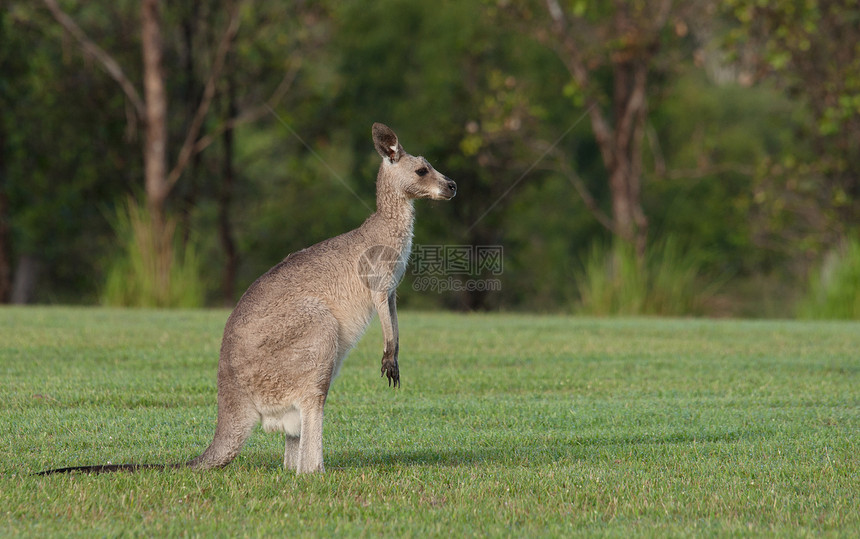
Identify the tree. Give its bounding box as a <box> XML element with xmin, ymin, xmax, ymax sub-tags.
<box><xmin>38</xmin><ymin>0</ymin><xmax>241</xmax><ymax>305</ymax></box>
<box><xmin>2</xmin><ymin>2</ymin><xmax>141</xmax><ymax>303</ymax></box>
<box><xmin>139</xmin><ymin>0</ymin><xmax>168</xmax><ymax>227</ymax></box>
<box><xmin>34</xmin><ymin>0</ymin><xmax>331</xmax><ymax>305</ymax></box>
<box><xmin>43</xmin><ymin>0</ymin><xmax>240</xmax><ymax>224</ymax></box>
<box><xmin>0</xmin><ymin>7</ymin><xmax>10</xmax><ymax>301</ymax></box>
<box><xmin>725</xmin><ymin>0</ymin><xmax>860</xmax><ymax>251</ymax></box>
<box><xmin>0</xmin><ymin>77</ymin><xmax>9</xmax><ymax>303</ymax></box>
<box><xmin>506</xmin><ymin>0</ymin><xmax>708</xmax><ymax>256</ymax></box>
<box><xmin>218</xmin><ymin>57</ymin><xmax>239</xmax><ymax>306</ymax></box>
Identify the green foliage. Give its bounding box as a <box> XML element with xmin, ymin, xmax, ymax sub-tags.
<box><xmin>1</xmin><ymin>2</ymin><xmax>136</xmax><ymax>301</ymax></box>
<box><xmin>799</xmin><ymin>237</ymin><xmax>860</xmax><ymax>319</ymax></box>
<box><xmin>648</xmin><ymin>71</ymin><xmax>810</xmax><ymax>274</ymax></box>
<box><xmin>2</xmin><ymin>309</ymin><xmax>858</xmax><ymax>534</ymax></box>
<box><xmin>723</xmin><ymin>0</ymin><xmax>860</xmax><ymax>235</ymax></box>
<box><xmin>4</xmin><ymin>0</ymin><xmax>857</xmax><ymax>316</ymax></box>
<box><xmin>725</xmin><ymin>0</ymin><xmax>860</xmax><ymax>136</ymax></box>
<box><xmin>501</xmin><ymin>175</ymin><xmax>597</xmax><ymax>311</ymax></box>
<box><xmin>575</xmin><ymin>236</ymin><xmax>713</xmax><ymax>316</ymax></box>
<box><xmin>102</xmin><ymin>200</ymin><xmax>204</xmax><ymax>308</ymax></box>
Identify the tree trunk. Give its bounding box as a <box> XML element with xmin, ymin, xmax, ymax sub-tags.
<box><xmin>543</xmin><ymin>0</ymin><xmax>662</xmax><ymax>257</ymax></box>
<box><xmin>179</xmin><ymin>5</ymin><xmax>201</xmax><ymax>249</ymax></box>
<box><xmin>460</xmin><ymin>229</ymin><xmax>492</xmax><ymax>311</ymax></box>
<box><xmin>11</xmin><ymin>254</ymin><xmax>40</xmax><ymax>304</ymax></box>
<box><xmin>141</xmin><ymin>0</ymin><xmax>171</xmax><ymax>297</ymax></box>
<box><xmin>219</xmin><ymin>65</ymin><xmax>239</xmax><ymax>306</ymax></box>
<box><xmin>141</xmin><ymin>0</ymin><xmax>169</xmax><ymax>227</ymax></box>
<box><xmin>607</xmin><ymin>58</ymin><xmax>649</xmax><ymax>256</ymax></box>
<box><xmin>0</xmin><ymin>96</ymin><xmax>10</xmax><ymax>303</ymax></box>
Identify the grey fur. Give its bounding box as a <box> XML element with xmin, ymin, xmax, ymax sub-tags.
<box><xmin>185</xmin><ymin>123</ymin><xmax>456</xmax><ymax>473</ymax></box>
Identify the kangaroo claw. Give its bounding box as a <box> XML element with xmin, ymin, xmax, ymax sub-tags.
<box><xmin>381</xmin><ymin>358</ymin><xmax>400</xmax><ymax>388</ymax></box>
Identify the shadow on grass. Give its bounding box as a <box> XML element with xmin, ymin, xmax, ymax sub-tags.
<box><xmin>325</xmin><ymin>427</ymin><xmax>768</xmax><ymax>470</ymax></box>
<box><xmin>26</xmin><ymin>427</ymin><xmax>770</xmax><ymax>475</ymax></box>
<box><xmin>328</xmin><ymin>448</ymin><xmax>499</xmax><ymax>469</ymax></box>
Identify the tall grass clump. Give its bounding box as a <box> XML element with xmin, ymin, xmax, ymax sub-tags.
<box><xmin>575</xmin><ymin>236</ymin><xmax>710</xmax><ymax>316</ymax></box>
<box><xmin>102</xmin><ymin>199</ymin><xmax>204</xmax><ymax>308</ymax></box>
<box><xmin>798</xmin><ymin>236</ymin><xmax>860</xmax><ymax>319</ymax></box>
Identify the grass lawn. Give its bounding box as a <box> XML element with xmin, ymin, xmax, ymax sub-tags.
<box><xmin>1</xmin><ymin>307</ymin><xmax>858</xmax><ymax>536</ymax></box>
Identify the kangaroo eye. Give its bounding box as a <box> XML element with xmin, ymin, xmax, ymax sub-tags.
<box><xmin>415</xmin><ymin>167</ymin><xmax>429</xmax><ymax>177</ymax></box>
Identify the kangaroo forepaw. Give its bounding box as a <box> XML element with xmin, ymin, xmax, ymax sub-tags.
<box><xmin>381</xmin><ymin>358</ymin><xmax>400</xmax><ymax>388</ymax></box>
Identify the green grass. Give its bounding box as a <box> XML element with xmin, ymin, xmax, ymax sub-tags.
<box><xmin>1</xmin><ymin>308</ymin><xmax>858</xmax><ymax>536</ymax></box>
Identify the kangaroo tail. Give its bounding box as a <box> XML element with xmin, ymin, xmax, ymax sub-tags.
<box><xmin>34</xmin><ymin>463</ymin><xmax>184</xmax><ymax>476</ymax></box>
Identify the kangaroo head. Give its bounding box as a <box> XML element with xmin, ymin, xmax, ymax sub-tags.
<box><xmin>372</xmin><ymin>123</ymin><xmax>457</xmax><ymax>201</ymax></box>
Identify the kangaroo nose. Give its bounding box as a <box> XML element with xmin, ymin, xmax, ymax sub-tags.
<box><xmin>447</xmin><ymin>180</ymin><xmax>457</xmax><ymax>194</ymax></box>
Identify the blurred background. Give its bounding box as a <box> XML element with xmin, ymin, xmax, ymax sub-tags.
<box><xmin>1</xmin><ymin>0</ymin><xmax>858</xmax><ymax>318</ymax></box>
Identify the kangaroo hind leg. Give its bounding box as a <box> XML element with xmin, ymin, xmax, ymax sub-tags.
<box><xmin>187</xmin><ymin>383</ymin><xmax>258</xmax><ymax>470</ymax></box>
<box><xmin>280</xmin><ymin>300</ymin><xmax>339</xmax><ymax>474</ymax></box>
<box><xmin>284</xmin><ymin>434</ymin><xmax>300</xmax><ymax>470</ymax></box>
<box><xmin>296</xmin><ymin>395</ymin><xmax>326</xmax><ymax>473</ymax></box>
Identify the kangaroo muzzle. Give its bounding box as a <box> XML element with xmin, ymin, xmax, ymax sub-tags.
<box><xmin>442</xmin><ymin>178</ymin><xmax>457</xmax><ymax>199</ymax></box>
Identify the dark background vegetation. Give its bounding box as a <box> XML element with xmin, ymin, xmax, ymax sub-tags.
<box><xmin>1</xmin><ymin>0</ymin><xmax>858</xmax><ymax>317</ymax></box>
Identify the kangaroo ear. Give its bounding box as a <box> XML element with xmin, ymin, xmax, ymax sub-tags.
<box><xmin>372</xmin><ymin>123</ymin><xmax>403</xmax><ymax>163</ymax></box>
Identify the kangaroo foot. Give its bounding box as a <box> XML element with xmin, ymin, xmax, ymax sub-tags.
<box><xmin>381</xmin><ymin>356</ymin><xmax>399</xmax><ymax>388</ymax></box>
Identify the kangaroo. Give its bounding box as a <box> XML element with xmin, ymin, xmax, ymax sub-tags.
<box><xmin>38</xmin><ymin>123</ymin><xmax>456</xmax><ymax>475</ymax></box>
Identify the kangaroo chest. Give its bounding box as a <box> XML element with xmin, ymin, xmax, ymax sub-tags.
<box><xmin>392</xmin><ymin>235</ymin><xmax>412</xmax><ymax>288</ymax></box>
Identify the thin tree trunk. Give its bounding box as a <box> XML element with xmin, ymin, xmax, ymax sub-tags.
<box><xmin>219</xmin><ymin>65</ymin><xmax>239</xmax><ymax>306</ymax></box>
<box><xmin>11</xmin><ymin>254</ymin><xmax>40</xmax><ymax>304</ymax></box>
<box><xmin>179</xmin><ymin>5</ymin><xmax>201</xmax><ymax>248</ymax></box>
<box><xmin>141</xmin><ymin>0</ymin><xmax>169</xmax><ymax>225</ymax></box>
<box><xmin>141</xmin><ymin>0</ymin><xmax>171</xmax><ymax>298</ymax></box>
<box><xmin>608</xmin><ymin>59</ymin><xmax>649</xmax><ymax>256</ymax></box>
<box><xmin>544</xmin><ymin>0</ymin><xmax>660</xmax><ymax>257</ymax></box>
<box><xmin>0</xmin><ymin>95</ymin><xmax>10</xmax><ymax>303</ymax></box>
